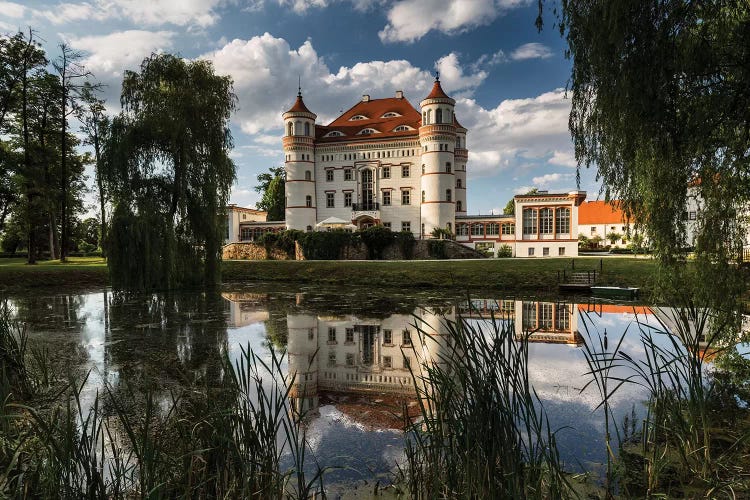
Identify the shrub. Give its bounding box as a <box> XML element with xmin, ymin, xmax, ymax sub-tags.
<box><xmin>359</xmin><ymin>225</ymin><xmax>395</xmax><ymax>259</ymax></box>
<box><xmin>496</xmin><ymin>244</ymin><xmax>513</xmax><ymax>258</ymax></box>
<box><xmin>428</xmin><ymin>240</ymin><xmax>447</xmax><ymax>259</ymax></box>
<box><xmin>431</xmin><ymin>227</ymin><xmax>454</xmax><ymax>240</ymax></box>
<box><xmin>297</xmin><ymin>230</ymin><xmax>354</xmax><ymax>260</ymax></box>
<box><xmin>395</xmin><ymin>231</ymin><xmax>416</xmax><ymax>259</ymax></box>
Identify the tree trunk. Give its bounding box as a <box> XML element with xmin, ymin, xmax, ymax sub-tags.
<box><xmin>60</xmin><ymin>69</ymin><xmax>68</xmax><ymax>262</ymax></box>
<box><xmin>21</xmin><ymin>34</ymin><xmax>35</xmax><ymax>265</ymax></box>
<box><xmin>48</xmin><ymin>211</ymin><xmax>58</xmax><ymax>260</ymax></box>
<box><xmin>94</xmin><ymin>125</ymin><xmax>106</xmax><ymax>256</ymax></box>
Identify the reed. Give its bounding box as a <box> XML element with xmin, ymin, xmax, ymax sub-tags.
<box><xmin>400</xmin><ymin>307</ymin><xmax>572</xmax><ymax>499</ymax></box>
<box><xmin>0</xmin><ymin>302</ymin><xmax>324</xmax><ymax>499</ymax></box>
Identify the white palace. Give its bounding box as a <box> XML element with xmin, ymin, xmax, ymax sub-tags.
<box><xmin>227</xmin><ymin>78</ymin><xmax>588</xmax><ymax>257</ymax></box>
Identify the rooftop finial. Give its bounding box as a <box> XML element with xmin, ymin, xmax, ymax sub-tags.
<box><xmin>297</xmin><ymin>75</ymin><xmax>302</xmax><ymax>97</ymax></box>
<box><xmin>435</xmin><ymin>71</ymin><xmax>439</xmax><ymax>82</ymax></box>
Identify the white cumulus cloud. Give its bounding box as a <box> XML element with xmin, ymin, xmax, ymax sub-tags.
<box><xmin>510</xmin><ymin>42</ymin><xmax>553</xmax><ymax>61</ymax></box>
<box><xmin>0</xmin><ymin>1</ymin><xmax>25</xmax><ymax>18</ymax></box>
<box><xmin>532</xmin><ymin>172</ymin><xmax>573</xmax><ymax>186</ymax></box>
<box><xmin>32</xmin><ymin>0</ymin><xmax>223</xmax><ymax>27</ymax></box>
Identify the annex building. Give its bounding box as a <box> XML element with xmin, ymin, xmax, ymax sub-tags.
<box><xmin>226</xmin><ymin>78</ymin><xmax>588</xmax><ymax>257</ymax></box>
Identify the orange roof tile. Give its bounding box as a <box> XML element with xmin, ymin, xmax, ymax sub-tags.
<box><xmin>425</xmin><ymin>79</ymin><xmax>450</xmax><ymax>99</ymax></box>
<box><xmin>316</xmin><ymin>96</ymin><xmax>421</xmax><ymax>142</ymax></box>
<box><xmin>577</xmin><ymin>304</ymin><xmax>652</xmax><ymax>315</ymax></box>
<box><xmin>286</xmin><ymin>95</ymin><xmax>313</xmax><ymax>114</ymax></box>
<box><xmin>578</xmin><ymin>200</ymin><xmax>628</xmax><ymax>225</ymax></box>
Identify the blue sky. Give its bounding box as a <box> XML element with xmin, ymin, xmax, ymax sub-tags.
<box><xmin>1</xmin><ymin>0</ymin><xmax>602</xmax><ymax>215</ymax></box>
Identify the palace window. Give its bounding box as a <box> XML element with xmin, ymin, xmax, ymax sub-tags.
<box><xmin>471</xmin><ymin>224</ymin><xmax>484</xmax><ymax>237</ymax></box>
<box><xmin>393</xmin><ymin>125</ymin><xmax>412</xmax><ymax>131</ymax></box>
<box><xmin>326</xmin><ymin>193</ymin><xmax>334</xmax><ymax>208</ymax></box>
<box><xmin>328</xmin><ymin>327</ymin><xmax>336</xmax><ymax>343</ymax></box>
<box><xmin>328</xmin><ymin>352</ymin><xmax>336</xmax><ymax>367</ymax></box>
<box><xmin>456</xmin><ymin>200</ymin><xmax>462</xmax><ymax>212</ymax></box>
<box><xmin>502</xmin><ymin>223</ymin><xmax>515</xmax><ymax>235</ymax></box>
<box><xmin>402</xmin><ymin>165</ymin><xmax>410</xmax><ymax>177</ymax></box>
<box><xmin>382</xmin><ymin>111</ymin><xmax>401</xmax><ymax>118</ymax></box>
<box><xmin>240</xmin><ymin>227</ymin><xmax>252</xmax><ymax>241</ymax></box>
<box><xmin>401</xmin><ymin>221</ymin><xmax>411</xmax><ymax>232</ymax></box>
<box><xmin>344</xmin><ymin>192</ymin><xmax>352</xmax><ymax>207</ymax></box>
<box><xmin>457</xmin><ymin>223</ymin><xmax>469</xmax><ymax>236</ymax></box>
<box><xmin>522</xmin><ymin>302</ymin><xmax>537</xmax><ymax>330</ymax></box>
<box><xmin>556</xmin><ymin>303</ymin><xmax>570</xmax><ymax>330</ymax></box>
<box><xmin>383</xmin><ymin>329</ymin><xmax>392</xmax><ymax>344</ymax></box>
<box><xmin>522</xmin><ymin>209</ymin><xmax>537</xmax><ymax>235</ymax></box>
<box><xmin>305</xmin><ymin>195</ymin><xmax>312</xmax><ymax>208</ymax></box>
<box><xmin>304</xmin><ymin>170</ymin><xmax>311</xmax><ymax>181</ymax></box>
<box><xmin>528</xmin><ymin>248</ymin><xmax>535</xmax><ymax>256</ymax></box>
<box><xmin>446</xmin><ymin>189</ymin><xmax>452</xmax><ymax>202</ymax></box>
<box><xmin>436</xmin><ymin>108</ymin><xmax>443</xmax><ymax>123</ymax></box>
<box><xmin>543</xmin><ymin>247</ymin><xmax>550</xmax><ymax>256</ymax></box>
<box><xmin>287</xmin><ymin>122</ymin><xmax>293</xmax><ymax>136</ymax></box>
<box><xmin>558</xmin><ymin>247</ymin><xmax>565</xmax><ymax>256</ymax></box>
<box><xmin>446</xmin><ymin>162</ymin><xmax>452</xmax><ymax>173</ymax></box>
<box><xmin>382</xmin><ymin>191</ymin><xmax>391</xmax><ymax>205</ymax></box>
<box><xmin>383</xmin><ymin>356</ymin><xmax>392</xmax><ymax>368</ymax></box>
<box><xmin>326</xmin><ymin>170</ymin><xmax>334</xmax><ymax>182</ymax></box>
<box><xmin>346</xmin><ymin>353</ymin><xmax>355</xmax><ymax>366</ymax></box>
<box><xmin>456</xmin><ymin>178</ymin><xmax>462</xmax><ymax>188</ymax></box>
<box><xmin>540</xmin><ymin>208</ymin><xmax>553</xmax><ymax>234</ymax></box>
<box><xmin>308</xmin><ymin>328</ymin><xmax>314</xmax><ymax>340</ymax></box>
<box><xmin>358</xmin><ymin>128</ymin><xmax>377</xmax><ymax>135</ymax></box>
<box><xmin>345</xmin><ymin>328</ymin><xmax>354</xmax><ymax>343</ymax></box>
<box><xmin>304</xmin><ymin>122</ymin><xmax>310</xmax><ymax>136</ymax></box>
<box><xmin>539</xmin><ymin>303</ymin><xmax>553</xmax><ymax>329</ymax></box>
<box><xmin>422</xmin><ymin>190</ymin><xmax>426</xmax><ymax>203</ymax></box>
<box><xmin>344</xmin><ymin>169</ymin><xmax>353</xmax><ymax>181</ymax></box>
<box><xmin>350</xmin><ymin>115</ymin><xmax>368</xmax><ymax>121</ymax></box>
<box><xmin>486</xmin><ymin>223</ymin><xmax>499</xmax><ymax>236</ymax></box>
<box><xmin>556</xmin><ymin>208</ymin><xmax>571</xmax><ymax>234</ymax></box>
<box><xmin>402</xmin><ymin>330</ymin><xmax>412</xmax><ymax>346</ymax></box>
<box><xmin>383</xmin><ymin>166</ymin><xmax>391</xmax><ymax>178</ymax></box>
<box><xmin>383</xmin><ymin>222</ymin><xmax>391</xmax><ymax>230</ymax></box>
<box><xmin>401</xmin><ymin>190</ymin><xmax>410</xmax><ymax>205</ymax></box>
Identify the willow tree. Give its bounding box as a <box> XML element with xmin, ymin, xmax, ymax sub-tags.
<box><xmin>104</xmin><ymin>54</ymin><xmax>236</xmax><ymax>289</ymax></box>
<box><xmin>539</xmin><ymin>1</ymin><xmax>750</xmax><ymax>308</ymax></box>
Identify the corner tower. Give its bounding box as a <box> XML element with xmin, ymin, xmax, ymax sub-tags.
<box><xmin>419</xmin><ymin>76</ymin><xmax>456</xmax><ymax>237</ymax></box>
<box><xmin>283</xmin><ymin>89</ymin><xmax>317</xmax><ymax>231</ymax></box>
<box><xmin>454</xmin><ymin>116</ymin><xmax>468</xmax><ymax>215</ymax></box>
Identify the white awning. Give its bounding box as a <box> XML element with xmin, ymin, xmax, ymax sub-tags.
<box><xmin>316</xmin><ymin>217</ymin><xmax>351</xmax><ymax>227</ymax></box>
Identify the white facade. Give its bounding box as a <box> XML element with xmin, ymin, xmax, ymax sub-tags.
<box><xmin>225</xmin><ymin>205</ymin><xmax>268</xmax><ymax>243</ymax></box>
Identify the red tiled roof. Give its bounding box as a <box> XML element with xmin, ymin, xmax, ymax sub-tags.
<box><xmin>425</xmin><ymin>79</ymin><xmax>450</xmax><ymax>99</ymax></box>
<box><xmin>578</xmin><ymin>200</ymin><xmax>628</xmax><ymax>225</ymax></box>
<box><xmin>316</xmin><ymin>96</ymin><xmax>421</xmax><ymax>142</ymax></box>
<box><xmin>453</xmin><ymin>115</ymin><xmax>465</xmax><ymax>130</ymax></box>
<box><xmin>577</xmin><ymin>304</ymin><xmax>652</xmax><ymax>315</ymax></box>
<box><xmin>286</xmin><ymin>95</ymin><xmax>313</xmax><ymax>114</ymax></box>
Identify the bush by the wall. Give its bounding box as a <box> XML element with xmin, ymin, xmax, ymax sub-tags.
<box><xmin>395</xmin><ymin>231</ymin><xmax>416</xmax><ymax>260</ymax></box>
<box><xmin>297</xmin><ymin>230</ymin><xmax>356</xmax><ymax>260</ymax></box>
<box><xmin>360</xmin><ymin>226</ymin><xmax>395</xmax><ymax>259</ymax></box>
<box><xmin>496</xmin><ymin>244</ymin><xmax>512</xmax><ymax>258</ymax></box>
<box><xmin>428</xmin><ymin>240</ymin><xmax>448</xmax><ymax>259</ymax></box>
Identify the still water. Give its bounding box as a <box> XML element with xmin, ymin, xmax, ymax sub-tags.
<box><xmin>4</xmin><ymin>283</ymin><xmax>708</xmax><ymax>488</ymax></box>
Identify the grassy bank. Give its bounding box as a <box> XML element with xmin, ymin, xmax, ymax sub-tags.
<box><xmin>0</xmin><ymin>256</ymin><xmax>659</xmax><ymax>296</ymax></box>
<box><xmin>222</xmin><ymin>257</ymin><xmax>658</xmax><ymax>296</ymax></box>
<box><xmin>0</xmin><ymin>257</ymin><xmax>109</xmax><ymax>292</ymax></box>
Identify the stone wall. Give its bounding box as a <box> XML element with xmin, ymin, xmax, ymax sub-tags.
<box><xmin>222</xmin><ymin>242</ymin><xmax>292</xmax><ymax>260</ymax></box>
<box><xmin>227</xmin><ymin>239</ymin><xmax>486</xmax><ymax>261</ymax></box>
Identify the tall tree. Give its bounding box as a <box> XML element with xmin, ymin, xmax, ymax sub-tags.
<box><xmin>53</xmin><ymin>43</ymin><xmax>91</xmax><ymax>262</ymax></box>
<box><xmin>538</xmin><ymin>1</ymin><xmax>750</xmax><ymax>308</ymax></box>
<box><xmin>104</xmin><ymin>53</ymin><xmax>237</xmax><ymax>289</ymax></box>
<box><xmin>78</xmin><ymin>82</ymin><xmax>109</xmax><ymax>255</ymax></box>
<box><xmin>254</xmin><ymin>166</ymin><xmax>285</xmax><ymax>221</ymax></box>
<box><xmin>503</xmin><ymin>188</ymin><xmax>537</xmax><ymax>215</ymax></box>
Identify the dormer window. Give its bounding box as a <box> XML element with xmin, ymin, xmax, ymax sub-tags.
<box><xmin>323</xmin><ymin>130</ymin><xmax>344</xmax><ymax>138</ymax></box>
<box><xmin>358</xmin><ymin>128</ymin><xmax>378</xmax><ymax>135</ymax></box>
<box><xmin>381</xmin><ymin>112</ymin><xmax>401</xmax><ymax>118</ymax></box>
<box><xmin>393</xmin><ymin>125</ymin><xmax>413</xmax><ymax>132</ymax></box>
<box><xmin>350</xmin><ymin>115</ymin><xmax>368</xmax><ymax>121</ymax></box>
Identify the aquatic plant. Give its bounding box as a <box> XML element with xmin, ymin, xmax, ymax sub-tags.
<box><xmin>400</xmin><ymin>307</ymin><xmax>571</xmax><ymax>498</ymax></box>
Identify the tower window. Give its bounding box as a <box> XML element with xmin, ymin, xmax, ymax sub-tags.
<box><xmin>306</xmin><ymin>196</ymin><xmax>312</xmax><ymax>208</ymax></box>
<box><xmin>295</xmin><ymin>121</ymin><xmax>301</xmax><ymax>135</ymax></box>
<box><xmin>426</xmin><ymin>109</ymin><xmax>432</xmax><ymax>124</ymax></box>
<box><xmin>401</xmin><ymin>221</ymin><xmax>411</xmax><ymax>233</ymax></box>
<box><xmin>422</xmin><ymin>190</ymin><xmax>426</xmax><ymax>203</ymax></box>
<box><xmin>446</xmin><ymin>189</ymin><xmax>452</xmax><ymax>202</ymax></box>
<box><xmin>287</xmin><ymin>122</ymin><xmax>293</xmax><ymax>136</ymax></box>
<box><xmin>446</xmin><ymin>162</ymin><xmax>452</xmax><ymax>173</ymax></box>
<box><xmin>457</xmin><ymin>200</ymin><xmax>462</xmax><ymax>212</ymax></box>
<box><xmin>304</xmin><ymin>122</ymin><xmax>310</xmax><ymax>136</ymax></box>
<box><xmin>436</xmin><ymin>108</ymin><xmax>443</xmax><ymax>123</ymax></box>
<box><xmin>305</xmin><ymin>170</ymin><xmax>311</xmax><ymax>181</ymax></box>
<box><xmin>456</xmin><ymin>178</ymin><xmax>462</xmax><ymax>188</ymax></box>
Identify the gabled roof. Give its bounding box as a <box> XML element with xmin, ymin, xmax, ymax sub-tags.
<box><xmin>316</xmin><ymin>96</ymin><xmax>421</xmax><ymax>142</ymax></box>
<box><xmin>578</xmin><ymin>200</ymin><xmax>628</xmax><ymax>225</ymax></box>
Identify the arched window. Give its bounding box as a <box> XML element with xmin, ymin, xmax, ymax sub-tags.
<box><xmin>445</xmin><ymin>109</ymin><xmax>451</xmax><ymax>123</ymax></box>
<box><xmin>456</xmin><ymin>178</ymin><xmax>462</xmax><ymax>188</ymax></box>
<box><xmin>295</xmin><ymin>121</ymin><xmax>301</xmax><ymax>135</ymax></box>
<box><xmin>304</xmin><ymin>122</ymin><xmax>310</xmax><ymax>136</ymax></box>
<box><xmin>305</xmin><ymin>195</ymin><xmax>312</xmax><ymax>208</ymax></box>
<box><xmin>287</xmin><ymin>122</ymin><xmax>293</xmax><ymax>136</ymax></box>
<box><xmin>446</xmin><ymin>189</ymin><xmax>452</xmax><ymax>202</ymax></box>
<box><xmin>306</xmin><ymin>225</ymin><xmax>312</xmax><ymax>232</ymax></box>
<box><xmin>556</xmin><ymin>207</ymin><xmax>571</xmax><ymax>234</ymax></box>
<box><xmin>446</xmin><ymin>162</ymin><xmax>452</xmax><ymax>173</ymax></box>
<box><xmin>305</xmin><ymin>170</ymin><xmax>311</xmax><ymax>181</ymax></box>
<box><xmin>436</xmin><ymin>108</ymin><xmax>443</xmax><ymax>123</ymax></box>
<box><xmin>426</xmin><ymin>109</ymin><xmax>432</xmax><ymax>124</ymax></box>
<box><xmin>456</xmin><ymin>200</ymin><xmax>462</xmax><ymax>212</ymax></box>
<box><xmin>421</xmin><ymin>190</ymin><xmax>426</xmax><ymax>203</ymax></box>
<box><xmin>422</xmin><ymin>111</ymin><xmax>426</xmax><ymax>124</ymax></box>
<box><xmin>456</xmin><ymin>137</ymin><xmax>461</xmax><ymax>148</ymax></box>
<box><xmin>540</xmin><ymin>208</ymin><xmax>553</xmax><ymax>234</ymax></box>
<box><xmin>422</xmin><ymin>164</ymin><xmax>426</xmax><ymax>175</ymax></box>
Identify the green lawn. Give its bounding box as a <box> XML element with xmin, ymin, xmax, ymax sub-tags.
<box><xmin>222</xmin><ymin>256</ymin><xmax>658</xmax><ymax>296</ymax></box>
<box><xmin>0</xmin><ymin>257</ymin><xmax>109</xmax><ymax>292</ymax></box>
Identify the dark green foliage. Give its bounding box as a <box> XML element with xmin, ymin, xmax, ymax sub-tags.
<box><xmin>360</xmin><ymin>225</ymin><xmax>395</xmax><ymax>259</ymax></box>
<box><xmin>427</xmin><ymin>240</ymin><xmax>447</xmax><ymax>259</ymax></box>
<box><xmin>395</xmin><ymin>230</ymin><xmax>415</xmax><ymax>259</ymax></box>
<box><xmin>497</xmin><ymin>244</ymin><xmax>512</xmax><ymax>258</ymax></box>
<box><xmin>277</xmin><ymin>229</ymin><xmax>302</xmax><ymax>256</ymax></box>
<box><xmin>540</xmin><ymin>1</ymin><xmax>749</xmax><ymax>313</ymax></box>
<box><xmin>296</xmin><ymin>230</ymin><xmax>355</xmax><ymax>260</ymax></box>
<box><xmin>255</xmin><ymin>166</ymin><xmax>285</xmax><ymax>221</ymax></box>
<box><xmin>104</xmin><ymin>53</ymin><xmax>237</xmax><ymax>290</ymax></box>
<box><xmin>430</xmin><ymin>227</ymin><xmax>453</xmax><ymax>240</ymax></box>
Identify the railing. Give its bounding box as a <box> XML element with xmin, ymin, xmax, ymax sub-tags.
<box><xmin>351</xmin><ymin>202</ymin><xmax>379</xmax><ymax>211</ymax></box>
<box><xmin>558</xmin><ymin>269</ymin><xmax>597</xmax><ymax>284</ymax></box>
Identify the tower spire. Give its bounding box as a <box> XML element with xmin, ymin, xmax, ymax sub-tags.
<box><xmin>435</xmin><ymin>71</ymin><xmax>439</xmax><ymax>82</ymax></box>
<box><xmin>298</xmin><ymin>75</ymin><xmax>302</xmax><ymax>97</ymax></box>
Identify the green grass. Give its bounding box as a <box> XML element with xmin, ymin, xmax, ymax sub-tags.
<box><xmin>0</xmin><ymin>255</ymin><xmax>659</xmax><ymax>296</ymax></box>
<box><xmin>222</xmin><ymin>257</ymin><xmax>658</xmax><ymax>296</ymax></box>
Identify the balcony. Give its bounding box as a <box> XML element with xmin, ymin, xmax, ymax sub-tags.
<box><xmin>351</xmin><ymin>202</ymin><xmax>379</xmax><ymax>211</ymax></box>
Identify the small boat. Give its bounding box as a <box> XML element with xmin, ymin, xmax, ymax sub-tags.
<box><xmin>591</xmin><ymin>286</ymin><xmax>640</xmax><ymax>300</ymax></box>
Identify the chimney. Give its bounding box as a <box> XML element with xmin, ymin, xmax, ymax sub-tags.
<box><xmin>395</xmin><ymin>90</ymin><xmax>404</xmax><ymax>99</ymax></box>
<box><xmin>362</xmin><ymin>94</ymin><xmax>370</xmax><ymax>102</ymax></box>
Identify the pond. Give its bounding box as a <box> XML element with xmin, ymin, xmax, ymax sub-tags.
<box><xmin>3</xmin><ymin>283</ymin><xmax>736</xmax><ymax>493</ymax></box>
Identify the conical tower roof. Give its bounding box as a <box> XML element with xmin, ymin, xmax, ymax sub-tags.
<box><xmin>425</xmin><ymin>78</ymin><xmax>450</xmax><ymax>100</ymax></box>
<box><xmin>286</xmin><ymin>94</ymin><xmax>312</xmax><ymax>114</ymax></box>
